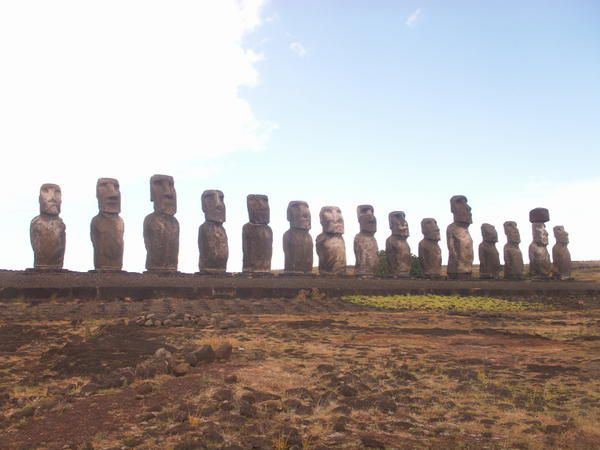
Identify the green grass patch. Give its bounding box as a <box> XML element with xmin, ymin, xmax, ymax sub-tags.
<box><xmin>342</xmin><ymin>295</ymin><xmax>547</xmax><ymax>312</ymax></box>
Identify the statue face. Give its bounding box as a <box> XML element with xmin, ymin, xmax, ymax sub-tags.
<box><xmin>96</xmin><ymin>178</ymin><xmax>121</xmax><ymax>214</ymax></box>
<box><xmin>288</xmin><ymin>201</ymin><xmax>311</xmax><ymax>230</ymax></box>
<box><xmin>503</xmin><ymin>221</ymin><xmax>520</xmax><ymax>244</ymax></box>
<box><xmin>421</xmin><ymin>218</ymin><xmax>440</xmax><ymax>241</ymax></box>
<box><xmin>150</xmin><ymin>174</ymin><xmax>176</xmax><ymax>215</ymax></box>
<box><xmin>389</xmin><ymin>211</ymin><xmax>409</xmax><ymax>238</ymax></box>
<box><xmin>532</xmin><ymin>223</ymin><xmax>549</xmax><ymax>246</ymax></box>
<box><xmin>247</xmin><ymin>194</ymin><xmax>270</xmax><ymax>224</ymax></box>
<box><xmin>320</xmin><ymin>206</ymin><xmax>344</xmax><ymax>234</ymax></box>
<box><xmin>39</xmin><ymin>183</ymin><xmax>61</xmax><ymax>216</ymax></box>
<box><xmin>554</xmin><ymin>225</ymin><xmax>569</xmax><ymax>244</ymax></box>
<box><xmin>450</xmin><ymin>195</ymin><xmax>472</xmax><ymax>225</ymax></box>
<box><xmin>481</xmin><ymin>223</ymin><xmax>498</xmax><ymax>243</ymax></box>
<box><xmin>357</xmin><ymin>205</ymin><xmax>377</xmax><ymax>233</ymax></box>
<box><xmin>202</xmin><ymin>190</ymin><xmax>225</xmax><ymax>224</ymax></box>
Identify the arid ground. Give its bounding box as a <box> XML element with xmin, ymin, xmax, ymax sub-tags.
<box><xmin>0</xmin><ymin>289</ymin><xmax>599</xmax><ymax>449</ymax></box>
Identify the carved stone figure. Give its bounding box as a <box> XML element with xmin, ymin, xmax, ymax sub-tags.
<box><xmin>418</xmin><ymin>218</ymin><xmax>442</xmax><ymax>278</ymax></box>
<box><xmin>503</xmin><ymin>221</ymin><xmax>524</xmax><ymax>280</ymax></box>
<box><xmin>552</xmin><ymin>225</ymin><xmax>572</xmax><ymax>280</ymax></box>
<box><xmin>479</xmin><ymin>223</ymin><xmax>501</xmax><ymax>279</ymax></box>
<box><xmin>198</xmin><ymin>190</ymin><xmax>228</xmax><ymax>274</ymax></box>
<box><xmin>353</xmin><ymin>205</ymin><xmax>378</xmax><ymax>276</ymax></box>
<box><xmin>446</xmin><ymin>195</ymin><xmax>473</xmax><ymax>279</ymax></box>
<box><xmin>316</xmin><ymin>206</ymin><xmax>346</xmax><ymax>275</ymax></box>
<box><xmin>144</xmin><ymin>174</ymin><xmax>179</xmax><ymax>273</ymax></box>
<box><xmin>242</xmin><ymin>194</ymin><xmax>273</xmax><ymax>273</ymax></box>
<box><xmin>386</xmin><ymin>211</ymin><xmax>411</xmax><ymax>278</ymax></box>
<box><xmin>283</xmin><ymin>201</ymin><xmax>313</xmax><ymax>274</ymax></box>
<box><xmin>528</xmin><ymin>208</ymin><xmax>551</xmax><ymax>279</ymax></box>
<box><xmin>30</xmin><ymin>183</ymin><xmax>66</xmax><ymax>270</ymax></box>
<box><xmin>90</xmin><ymin>178</ymin><xmax>124</xmax><ymax>271</ymax></box>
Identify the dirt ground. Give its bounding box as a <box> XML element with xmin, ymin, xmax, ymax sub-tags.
<box><xmin>0</xmin><ymin>295</ymin><xmax>599</xmax><ymax>450</ymax></box>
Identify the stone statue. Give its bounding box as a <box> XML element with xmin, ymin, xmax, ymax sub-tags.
<box><xmin>143</xmin><ymin>174</ymin><xmax>179</xmax><ymax>273</ymax></box>
<box><xmin>198</xmin><ymin>190</ymin><xmax>228</xmax><ymax>274</ymax></box>
<box><xmin>354</xmin><ymin>205</ymin><xmax>379</xmax><ymax>276</ymax></box>
<box><xmin>418</xmin><ymin>218</ymin><xmax>442</xmax><ymax>278</ymax></box>
<box><xmin>503</xmin><ymin>221</ymin><xmax>524</xmax><ymax>280</ymax></box>
<box><xmin>446</xmin><ymin>195</ymin><xmax>474</xmax><ymax>279</ymax></box>
<box><xmin>386</xmin><ymin>211</ymin><xmax>411</xmax><ymax>278</ymax></box>
<box><xmin>528</xmin><ymin>207</ymin><xmax>551</xmax><ymax>279</ymax></box>
<box><xmin>552</xmin><ymin>225</ymin><xmax>572</xmax><ymax>280</ymax></box>
<box><xmin>90</xmin><ymin>178</ymin><xmax>124</xmax><ymax>271</ymax></box>
<box><xmin>283</xmin><ymin>201</ymin><xmax>313</xmax><ymax>274</ymax></box>
<box><xmin>316</xmin><ymin>206</ymin><xmax>346</xmax><ymax>275</ymax></box>
<box><xmin>242</xmin><ymin>194</ymin><xmax>273</xmax><ymax>274</ymax></box>
<box><xmin>479</xmin><ymin>223</ymin><xmax>501</xmax><ymax>279</ymax></box>
<box><xmin>30</xmin><ymin>183</ymin><xmax>66</xmax><ymax>270</ymax></box>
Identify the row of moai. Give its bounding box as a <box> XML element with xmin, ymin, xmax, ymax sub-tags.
<box><xmin>30</xmin><ymin>176</ymin><xmax>572</xmax><ymax>280</ymax></box>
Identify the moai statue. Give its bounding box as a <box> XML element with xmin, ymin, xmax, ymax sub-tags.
<box><xmin>503</xmin><ymin>221</ymin><xmax>524</xmax><ymax>280</ymax></box>
<box><xmin>479</xmin><ymin>223</ymin><xmax>501</xmax><ymax>279</ymax></box>
<box><xmin>354</xmin><ymin>205</ymin><xmax>379</xmax><ymax>276</ymax></box>
<box><xmin>144</xmin><ymin>174</ymin><xmax>179</xmax><ymax>273</ymax></box>
<box><xmin>316</xmin><ymin>206</ymin><xmax>346</xmax><ymax>275</ymax></box>
<box><xmin>242</xmin><ymin>194</ymin><xmax>273</xmax><ymax>274</ymax></box>
<box><xmin>30</xmin><ymin>183</ymin><xmax>66</xmax><ymax>270</ymax></box>
<box><xmin>198</xmin><ymin>190</ymin><xmax>228</xmax><ymax>274</ymax></box>
<box><xmin>552</xmin><ymin>225</ymin><xmax>572</xmax><ymax>280</ymax></box>
<box><xmin>283</xmin><ymin>201</ymin><xmax>313</xmax><ymax>274</ymax></box>
<box><xmin>528</xmin><ymin>207</ymin><xmax>551</xmax><ymax>279</ymax></box>
<box><xmin>386</xmin><ymin>211</ymin><xmax>411</xmax><ymax>278</ymax></box>
<box><xmin>90</xmin><ymin>178</ymin><xmax>124</xmax><ymax>271</ymax></box>
<box><xmin>418</xmin><ymin>218</ymin><xmax>442</xmax><ymax>278</ymax></box>
<box><xmin>446</xmin><ymin>195</ymin><xmax>474</xmax><ymax>279</ymax></box>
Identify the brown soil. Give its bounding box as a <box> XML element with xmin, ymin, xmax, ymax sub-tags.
<box><xmin>0</xmin><ymin>296</ymin><xmax>599</xmax><ymax>449</ymax></box>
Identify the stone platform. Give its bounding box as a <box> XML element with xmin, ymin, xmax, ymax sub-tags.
<box><xmin>1</xmin><ymin>270</ymin><xmax>599</xmax><ymax>300</ymax></box>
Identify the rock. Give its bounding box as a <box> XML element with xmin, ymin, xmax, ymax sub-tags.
<box><xmin>239</xmin><ymin>401</ymin><xmax>257</xmax><ymax>418</ymax></box>
<box><xmin>185</xmin><ymin>345</ymin><xmax>215</xmax><ymax>367</ymax></box>
<box><xmin>144</xmin><ymin>320</ymin><xmax>154</xmax><ymax>327</ymax></box>
<box><xmin>215</xmin><ymin>343</ymin><xmax>233</xmax><ymax>360</ymax></box>
<box><xmin>333</xmin><ymin>417</ymin><xmax>347</xmax><ymax>432</ymax></box>
<box><xmin>224</xmin><ymin>374</ymin><xmax>238</xmax><ymax>384</ymax></box>
<box><xmin>201</xmin><ymin>405</ymin><xmax>217</xmax><ymax>417</ymax></box>
<box><xmin>80</xmin><ymin>382</ymin><xmax>101</xmax><ymax>396</ymax></box>
<box><xmin>338</xmin><ymin>385</ymin><xmax>357</xmax><ymax>397</ymax></box>
<box><xmin>212</xmin><ymin>388</ymin><xmax>233</xmax><ymax>402</ymax></box>
<box><xmin>173</xmin><ymin>363</ymin><xmax>190</xmax><ymax>377</ymax></box>
<box><xmin>12</xmin><ymin>405</ymin><xmax>36</xmax><ymax>419</ymax></box>
<box><xmin>361</xmin><ymin>435</ymin><xmax>385</xmax><ymax>449</ymax></box>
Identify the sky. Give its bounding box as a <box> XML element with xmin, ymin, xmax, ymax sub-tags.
<box><xmin>0</xmin><ymin>0</ymin><xmax>599</xmax><ymax>273</ymax></box>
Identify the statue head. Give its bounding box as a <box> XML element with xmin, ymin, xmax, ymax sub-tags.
<box><xmin>287</xmin><ymin>201</ymin><xmax>311</xmax><ymax>230</ymax></box>
<box><xmin>532</xmin><ymin>223</ymin><xmax>549</xmax><ymax>246</ymax></box>
<box><xmin>202</xmin><ymin>190</ymin><xmax>225</xmax><ymax>224</ymax></box>
<box><xmin>150</xmin><ymin>174</ymin><xmax>176</xmax><ymax>215</ymax></box>
<box><xmin>247</xmin><ymin>194</ymin><xmax>270</xmax><ymax>225</ymax></box>
<box><xmin>320</xmin><ymin>206</ymin><xmax>344</xmax><ymax>234</ymax></box>
<box><xmin>503</xmin><ymin>221</ymin><xmax>520</xmax><ymax>244</ymax></box>
<box><xmin>481</xmin><ymin>223</ymin><xmax>498</xmax><ymax>243</ymax></box>
<box><xmin>421</xmin><ymin>218</ymin><xmax>440</xmax><ymax>241</ymax></box>
<box><xmin>357</xmin><ymin>205</ymin><xmax>377</xmax><ymax>234</ymax></box>
<box><xmin>553</xmin><ymin>225</ymin><xmax>569</xmax><ymax>245</ymax></box>
<box><xmin>39</xmin><ymin>183</ymin><xmax>62</xmax><ymax>216</ymax></box>
<box><xmin>450</xmin><ymin>195</ymin><xmax>472</xmax><ymax>225</ymax></box>
<box><xmin>96</xmin><ymin>178</ymin><xmax>121</xmax><ymax>214</ymax></box>
<box><xmin>389</xmin><ymin>211</ymin><xmax>409</xmax><ymax>238</ymax></box>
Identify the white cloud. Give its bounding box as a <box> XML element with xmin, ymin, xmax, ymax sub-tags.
<box><xmin>405</xmin><ymin>8</ymin><xmax>422</xmax><ymax>28</ymax></box>
<box><xmin>290</xmin><ymin>41</ymin><xmax>307</xmax><ymax>57</ymax></box>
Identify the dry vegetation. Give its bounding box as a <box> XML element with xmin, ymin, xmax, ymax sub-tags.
<box><xmin>0</xmin><ymin>292</ymin><xmax>599</xmax><ymax>450</ymax></box>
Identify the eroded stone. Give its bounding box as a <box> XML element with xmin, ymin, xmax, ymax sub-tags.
<box><xmin>242</xmin><ymin>194</ymin><xmax>273</xmax><ymax>273</ymax></box>
<box><xmin>316</xmin><ymin>206</ymin><xmax>346</xmax><ymax>275</ymax></box>
<box><xmin>90</xmin><ymin>178</ymin><xmax>124</xmax><ymax>271</ymax></box>
<box><xmin>354</xmin><ymin>205</ymin><xmax>378</xmax><ymax>276</ymax></box>
<box><xmin>418</xmin><ymin>218</ymin><xmax>442</xmax><ymax>278</ymax></box>
<box><xmin>446</xmin><ymin>195</ymin><xmax>473</xmax><ymax>279</ymax></box>
<box><xmin>198</xmin><ymin>190</ymin><xmax>228</xmax><ymax>274</ymax></box>
<box><xmin>386</xmin><ymin>211</ymin><xmax>411</xmax><ymax>278</ymax></box>
<box><xmin>503</xmin><ymin>221</ymin><xmax>524</xmax><ymax>280</ymax></box>
<box><xmin>30</xmin><ymin>183</ymin><xmax>66</xmax><ymax>270</ymax></box>
<box><xmin>479</xmin><ymin>223</ymin><xmax>501</xmax><ymax>279</ymax></box>
<box><xmin>552</xmin><ymin>225</ymin><xmax>572</xmax><ymax>280</ymax></box>
<box><xmin>283</xmin><ymin>201</ymin><xmax>313</xmax><ymax>274</ymax></box>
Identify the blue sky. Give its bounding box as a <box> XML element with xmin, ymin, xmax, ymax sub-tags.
<box><xmin>0</xmin><ymin>1</ymin><xmax>598</xmax><ymax>272</ymax></box>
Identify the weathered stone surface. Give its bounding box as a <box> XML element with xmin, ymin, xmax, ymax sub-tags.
<box><xmin>386</xmin><ymin>211</ymin><xmax>411</xmax><ymax>278</ymax></box>
<box><xmin>479</xmin><ymin>223</ymin><xmax>501</xmax><ymax>279</ymax></box>
<box><xmin>552</xmin><ymin>225</ymin><xmax>572</xmax><ymax>280</ymax></box>
<box><xmin>446</xmin><ymin>195</ymin><xmax>473</xmax><ymax>279</ymax></box>
<box><xmin>529</xmin><ymin>207</ymin><xmax>550</xmax><ymax>224</ymax></box>
<box><xmin>283</xmin><ymin>201</ymin><xmax>313</xmax><ymax>274</ymax></box>
<box><xmin>90</xmin><ymin>178</ymin><xmax>124</xmax><ymax>271</ymax></box>
<box><xmin>418</xmin><ymin>218</ymin><xmax>442</xmax><ymax>278</ymax></box>
<box><xmin>198</xmin><ymin>190</ymin><xmax>228</xmax><ymax>274</ymax></box>
<box><xmin>529</xmin><ymin>221</ymin><xmax>551</xmax><ymax>279</ymax></box>
<box><xmin>144</xmin><ymin>175</ymin><xmax>179</xmax><ymax>273</ymax></box>
<box><xmin>354</xmin><ymin>205</ymin><xmax>378</xmax><ymax>276</ymax></box>
<box><xmin>503</xmin><ymin>221</ymin><xmax>524</xmax><ymax>280</ymax></box>
<box><xmin>242</xmin><ymin>195</ymin><xmax>272</xmax><ymax>273</ymax></box>
<box><xmin>316</xmin><ymin>206</ymin><xmax>346</xmax><ymax>275</ymax></box>
<box><xmin>30</xmin><ymin>183</ymin><xmax>66</xmax><ymax>270</ymax></box>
